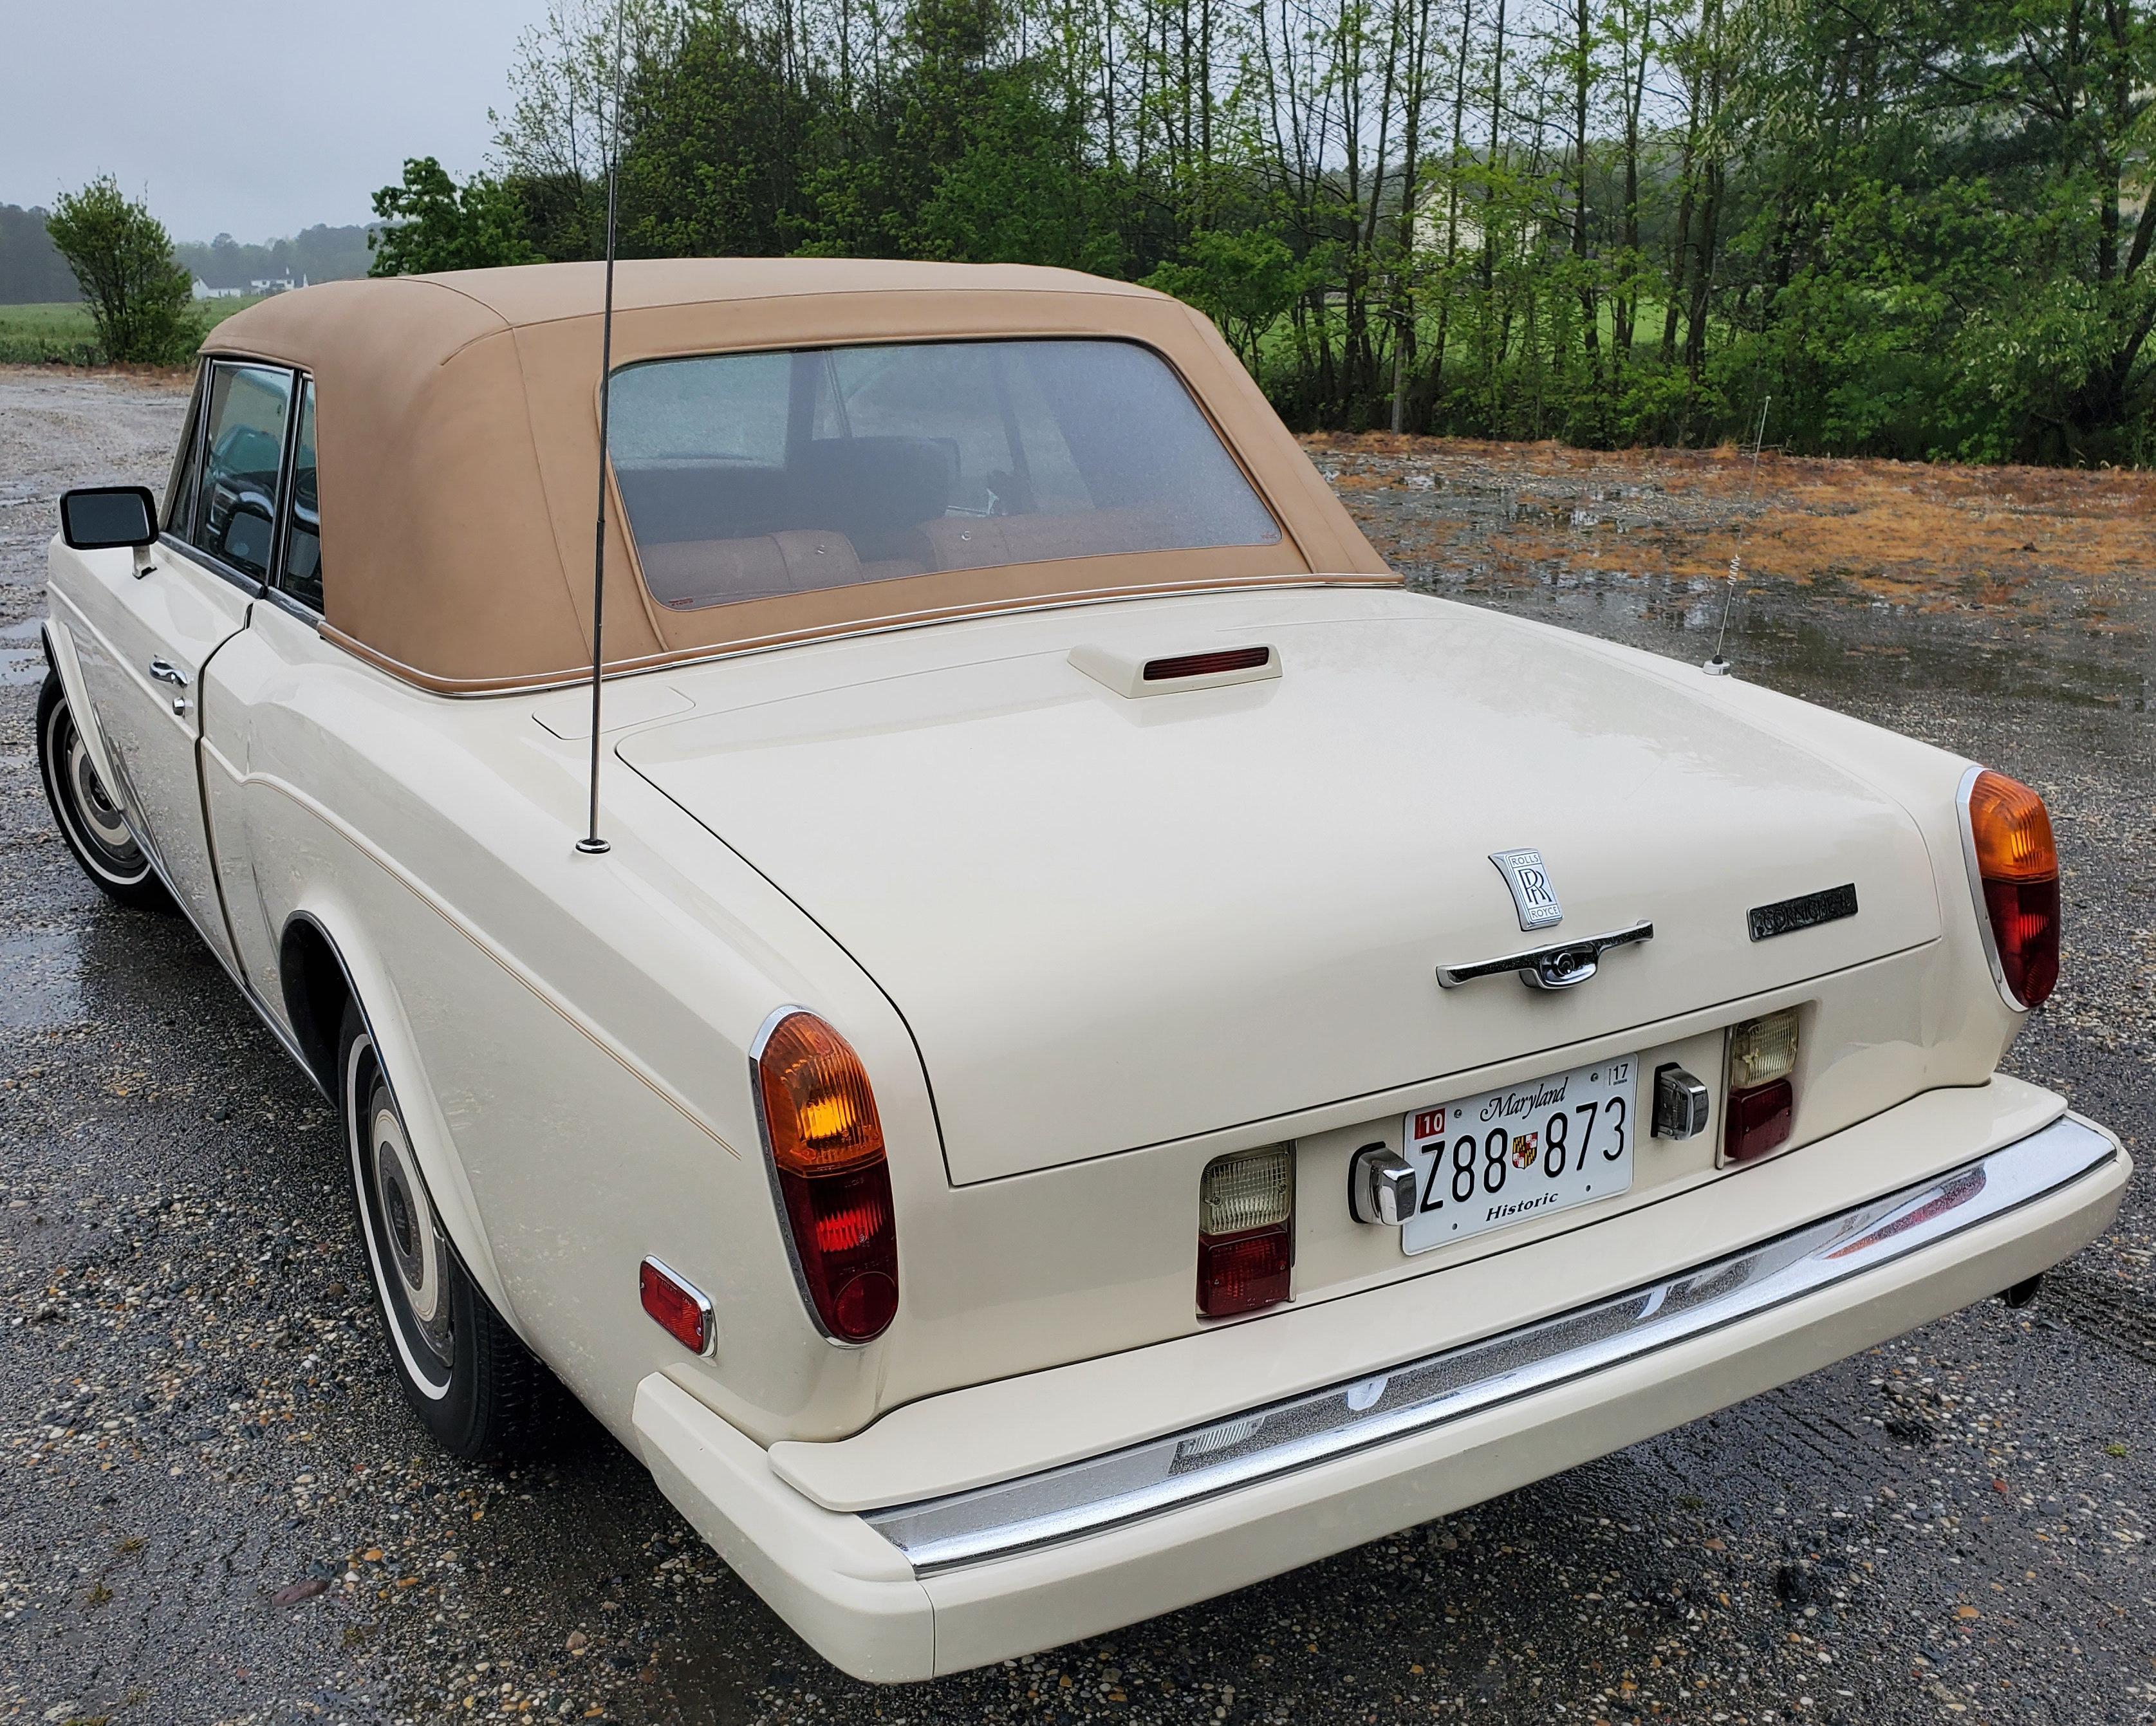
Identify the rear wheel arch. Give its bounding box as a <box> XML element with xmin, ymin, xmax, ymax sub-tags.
<box><xmin>274</xmin><ymin>904</ymin><xmax>523</xmax><ymax>1339</ymax></box>
<box><xmin>279</xmin><ymin>912</ymin><xmax>352</xmax><ymax>1095</ymax></box>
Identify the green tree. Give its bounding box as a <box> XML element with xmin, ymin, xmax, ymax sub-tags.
<box><xmin>367</xmin><ymin>157</ymin><xmax>539</xmax><ymax>275</ymax></box>
<box><xmin>1144</xmin><ymin>228</ymin><xmax>1308</xmax><ymax>368</ymax></box>
<box><xmin>42</xmin><ymin>176</ymin><xmax>196</xmax><ymax>364</ymax></box>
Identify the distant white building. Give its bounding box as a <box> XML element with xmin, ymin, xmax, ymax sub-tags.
<box><xmin>191</xmin><ymin>279</ymin><xmax>245</xmax><ymax>301</ymax></box>
<box><xmin>249</xmin><ymin>274</ymin><xmax>308</xmax><ymax>296</ymax></box>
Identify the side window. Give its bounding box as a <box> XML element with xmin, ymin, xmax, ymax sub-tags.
<box><xmin>280</xmin><ymin>381</ymin><xmax>322</xmax><ymax>611</ymax></box>
<box><xmin>190</xmin><ymin>363</ymin><xmax>293</xmax><ymax>582</ymax></box>
<box><xmin>162</xmin><ymin>365</ymin><xmax>207</xmax><ymax>537</ymax></box>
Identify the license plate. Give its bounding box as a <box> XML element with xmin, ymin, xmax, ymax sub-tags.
<box><xmin>1401</xmin><ymin>1055</ymin><xmax>1637</xmax><ymax>1255</ymax></box>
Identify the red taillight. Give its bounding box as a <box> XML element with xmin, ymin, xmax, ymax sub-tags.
<box><xmin>1964</xmin><ymin>769</ymin><xmax>2059</xmax><ymax>1009</ymax></box>
<box><xmin>1198</xmin><ymin>1230</ymin><xmax>1292</xmax><ymax>1315</ymax></box>
<box><xmin>1197</xmin><ymin>1146</ymin><xmax>1293</xmax><ymax>1317</ymax></box>
<box><xmin>639</xmin><ymin>1257</ymin><xmax>714</xmax><ymax>1354</ymax></box>
<box><xmin>753</xmin><ymin>1011</ymin><xmax>898</xmax><ymax>1343</ymax></box>
<box><xmin>1724</xmin><ymin>1077</ymin><xmax>1794</xmax><ymax>1163</ymax></box>
<box><xmin>1144</xmin><ymin>646</ymin><xmax>1272</xmax><ymax>682</ymax></box>
<box><xmin>1724</xmin><ymin>1008</ymin><xmax>1799</xmax><ymax>1164</ymax></box>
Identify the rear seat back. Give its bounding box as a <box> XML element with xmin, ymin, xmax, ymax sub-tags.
<box><xmin>638</xmin><ymin>529</ymin><xmax>865</xmax><ymax>609</ymax></box>
<box><xmin>787</xmin><ymin>437</ymin><xmax>954</xmax><ymax>564</ymax></box>
<box><xmin>920</xmin><ymin>508</ymin><xmax>1166</xmax><ymax>572</ymax></box>
<box><xmin>618</xmin><ymin>436</ymin><xmax>957</xmax><ymax>609</ymax></box>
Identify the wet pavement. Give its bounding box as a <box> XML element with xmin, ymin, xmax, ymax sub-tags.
<box><xmin>1</xmin><ymin>373</ymin><xmax>2150</xmax><ymax>1725</ymax></box>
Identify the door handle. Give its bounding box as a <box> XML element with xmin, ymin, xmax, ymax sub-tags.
<box><xmin>148</xmin><ymin>658</ymin><xmax>190</xmax><ymax>688</ymax></box>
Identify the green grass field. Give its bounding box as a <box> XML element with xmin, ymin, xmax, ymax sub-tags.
<box><xmin>0</xmin><ymin>297</ymin><xmax>268</xmax><ymax>366</ymax></box>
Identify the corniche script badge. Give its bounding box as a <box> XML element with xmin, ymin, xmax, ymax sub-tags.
<box><xmin>1489</xmin><ymin>848</ymin><xmax>1564</xmax><ymax>932</ymax></box>
<box><xmin>1747</xmin><ymin>882</ymin><xmax>1858</xmax><ymax>943</ymax></box>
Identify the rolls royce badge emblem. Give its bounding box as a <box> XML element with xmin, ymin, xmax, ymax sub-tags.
<box><xmin>1489</xmin><ymin>848</ymin><xmax>1563</xmax><ymax>932</ymax></box>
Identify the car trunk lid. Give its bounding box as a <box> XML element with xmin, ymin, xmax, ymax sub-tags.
<box><xmin>620</xmin><ymin>601</ymin><xmax>1941</xmax><ymax>1185</ymax></box>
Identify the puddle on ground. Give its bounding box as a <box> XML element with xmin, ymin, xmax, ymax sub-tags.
<box><xmin>1406</xmin><ymin>561</ymin><xmax>2151</xmax><ymax>715</ymax></box>
<box><xmin>1315</xmin><ymin>438</ymin><xmax>2153</xmax><ymax>717</ymax></box>
<box><xmin>0</xmin><ymin>615</ymin><xmax>43</xmax><ymax>687</ymax></box>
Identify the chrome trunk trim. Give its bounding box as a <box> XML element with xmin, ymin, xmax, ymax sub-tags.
<box><xmin>866</xmin><ymin>1116</ymin><xmax>2115</xmax><ymax>1573</ymax></box>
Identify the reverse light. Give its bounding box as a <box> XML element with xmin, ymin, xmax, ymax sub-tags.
<box><xmin>1961</xmin><ymin>768</ymin><xmax>2059</xmax><ymax>1010</ymax></box>
<box><xmin>752</xmin><ymin>1010</ymin><xmax>899</xmax><ymax>1343</ymax></box>
<box><xmin>1198</xmin><ymin>1145</ymin><xmax>1293</xmax><ymax>1317</ymax></box>
<box><xmin>1725</xmin><ymin>1008</ymin><xmax>1799</xmax><ymax>1164</ymax></box>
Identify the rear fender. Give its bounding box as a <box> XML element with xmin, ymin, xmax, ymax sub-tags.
<box><xmin>279</xmin><ymin>901</ymin><xmax>525</xmax><ymax>1340</ymax></box>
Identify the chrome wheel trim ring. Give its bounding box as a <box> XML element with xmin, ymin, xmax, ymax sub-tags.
<box><xmin>346</xmin><ymin>1032</ymin><xmax>454</xmax><ymax>1399</ymax></box>
<box><xmin>68</xmin><ymin>729</ymin><xmax>136</xmax><ymax>856</ymax></box>
<box><xmin>43</xmin><ymin>698</ymin><xmax>150</xmax><ymax>884</ymax></box>
<box><xmin>371</xmin><ymin>1096</ymin><xmax>449</xmax><ymax>1344</ymax></box>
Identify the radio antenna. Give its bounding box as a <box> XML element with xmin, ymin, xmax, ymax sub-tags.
<box><xmin>576</xmin><ymin>0</ymin><xmax>629</xmax><ymax>855</ymax></box>
<box><xmin>1702</xmin><ymin>394</ymin><xmax>1771</xmax><ymax>677</ymax></box>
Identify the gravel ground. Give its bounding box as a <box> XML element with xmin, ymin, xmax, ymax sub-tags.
<box><xmin>1</xmin><ymin>370</ymin><xmax>2150</xmax><ymax>1726</ymax></box>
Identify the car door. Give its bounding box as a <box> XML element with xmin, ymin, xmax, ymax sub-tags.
<box><xmin>65</xmin><ymin>359</ymin><xmax>295</xmax><ymax>967</ymax></box>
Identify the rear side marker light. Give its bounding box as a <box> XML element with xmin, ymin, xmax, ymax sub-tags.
<box><xmin>752</xmin><ymin>1010</ymin><xmax>900</xmax><ymax>1343</ymax></box>
<box><xmin>1198</xmin><ymin>1144</ymin><xmax>1293</xmax><ymax>1317</ymax></box>
<box><xmin>1725</xmin><ymin>1008</ymin><xmax>1799</xmax><ymax>1163</ymax></box>
<box><xmin>639</xmin><ymin>1257</ymin><xmax>714</xmax><ymax>1355</ymax></box>
<box><xmin>1960</xmin><ymin>768</ymin><xmax>2059</xmax><ymax>1010</ymax></box>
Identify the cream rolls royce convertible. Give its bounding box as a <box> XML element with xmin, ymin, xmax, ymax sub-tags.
<box><xmin>38</xmin><ymin>260</ymin><xmax>2125</xmax><ymax>1680</ymax></box>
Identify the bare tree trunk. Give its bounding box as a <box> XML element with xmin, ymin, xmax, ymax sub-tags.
<box><xmin>1615</xmin><ymin>0</ymin><xmax>1651</xmax><ymax>366</ymax></box>
<box><xmin>1427</xmin><ymin>0</ymin><xmax>1474</xmax><ymax>413</ymax></box>
<box><xmin>1568</xmin><ymin>0</ymin><xmax>1601</xmax><ymax>408</ymax></box>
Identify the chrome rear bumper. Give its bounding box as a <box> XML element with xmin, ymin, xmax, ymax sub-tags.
<box><xmin>868</xmin><ymin>1115</ymin><xmax>2117</xmax><ymax>1572</ymax></box>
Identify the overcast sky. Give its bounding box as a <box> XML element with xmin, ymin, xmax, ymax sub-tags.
<box><xmin>3</xmin><ymin>0</ymin><xmax>553</xmax><ymax>242</ymax></box>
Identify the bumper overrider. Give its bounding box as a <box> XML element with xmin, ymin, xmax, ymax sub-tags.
<box><xmin>633</xmin><ymin>1086</ymin><xmax>2126</xmax><ymax>1681</ymax></box>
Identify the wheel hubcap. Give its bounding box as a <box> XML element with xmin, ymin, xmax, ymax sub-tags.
<box><xmin>50</xmin><ymin>703</ymin><xmax>142</xmax><ymax>873</ymax></box>
<box><xmin>349</xmin><ymin>1044</ymin><xmax>455</xmax><ymax>1390</ymax></box>
<box><xmin>371</xmin><ymin>1096</ymin><xmax>448</xmax><ymax>1341</ymax></box>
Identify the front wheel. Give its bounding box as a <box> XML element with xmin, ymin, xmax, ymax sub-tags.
<box><xmin>340</xmin><ymin>1002</ymin><xmax>566</xmax><ymax>1460</ymax></box>
<box><xmin>35</xmin><ymin>668</ymin><xmax>171</xmax><ymax>912</ymax></box>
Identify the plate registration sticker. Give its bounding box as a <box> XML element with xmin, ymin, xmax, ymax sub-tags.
<box><xmin>1400</xmin><ymin>1055</ymin><xmax>1636</xmax><ymax>1255</ymax></box>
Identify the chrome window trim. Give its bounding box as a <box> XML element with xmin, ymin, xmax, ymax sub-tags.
<box><xmin>162</xmin><ymin>361</ymin><xmax>209</xmax><ymax>535</ymax></box>
<box><xmin>179</xmin><ymin>358</ymin><xmax>302</xmax><ymax>596</ymax></box>
<box><xmin>268</xmin><ymin>372</ymin><xmax>325</xmax><ymax>619</ymax></box>
<box><xmin>1955</xmin><ymin>764</ymin><xmax>2028</xmax><ymax>1012</ymax></box>
<box><xmin>863</xmin><ymin>1115</ymin><xmax>2117</xmax><ymax>1573</ymax></box>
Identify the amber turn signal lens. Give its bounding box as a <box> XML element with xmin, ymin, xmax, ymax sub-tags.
<box><xmin>1967</xmin><ymin>771</ymin><xmax>2057</xmax><ymax>883</ymax></box>
<box><xmin>754</xmin><ymin>1012</ymin><xmax>899</xmax><ymax>1343</ymax></box>
<box><xmin>1965</xmin><ymin>770</ymin><xmax>2060</xmax><ymax>1010</ymax></box>
<box><xmin>756</xmin><ymin>1010</ymin><xmax>886</xmax><ymax>1175</ymax></box>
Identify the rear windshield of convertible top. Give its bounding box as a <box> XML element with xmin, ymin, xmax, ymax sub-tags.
<box><xmin>608</xmin><ymin>339</ymin><xmax>1281</xmax><ymax>612</ymax></box>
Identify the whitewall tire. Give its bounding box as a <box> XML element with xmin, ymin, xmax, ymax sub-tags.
<box><xmin>36</xmin><ymin>669</ymin><xmax>171</xmax><ymax>913</ymax></box>
<box><xmin>339</xmin><ymin>1001</ymin><xmax>567</xmax><ymax>1460</ymax></box>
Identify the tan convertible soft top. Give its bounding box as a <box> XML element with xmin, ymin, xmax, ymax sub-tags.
<box><xmin>207</xmin><ymin>259</ymin><xmax>1393</xmax><ymax>692</ymax></box>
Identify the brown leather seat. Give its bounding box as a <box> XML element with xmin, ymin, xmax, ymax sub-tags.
<box><xmin>640</xmin><ymin>530</ymin><xmax>865</xmax><ymax>609</ymax></box>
